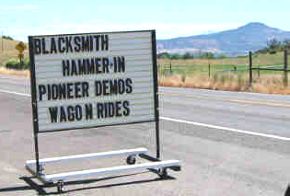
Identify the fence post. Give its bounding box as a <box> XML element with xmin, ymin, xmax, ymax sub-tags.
<box><xmin>208</xmin><ymin>63</ymin><xmax>211</xmax><ymax>79</ymax></box>
<box><xmin>169</xmin><ymin>60</ymin><xmax>172</xmax><ymax>74</ymax></box>
<box><xmin>249</xmin><ymin>51</ymin><xmax>253</xmax><ymax>86</ymax></box>
<box><xmin>284</xmin><ymin>50</ymin><xmax>288</xmax><ymax>87</ymax></box>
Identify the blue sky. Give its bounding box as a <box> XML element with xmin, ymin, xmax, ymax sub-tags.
<box><xmin>0</xmin><ymin>0</ymin><xmax>290</xmax><ymax>41</ymax></box>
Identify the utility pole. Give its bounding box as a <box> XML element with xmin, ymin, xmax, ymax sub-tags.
<box><xmin>1</xmin><ymin>31</ymin><xmax>3</xmax><ymax>53</ymax></box>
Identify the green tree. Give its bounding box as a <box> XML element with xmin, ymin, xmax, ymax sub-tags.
<box><xmin>216</xmin><ymin>53</ymin><xmax>227</xmax><ymax>59</ymax></box>
<box><xmin>199</xmin><ymin>52</ymin><xmax>214</xmax><ymax>59</ymax></box>
<box><xmin>283</xmin><ymin>39</ymin><xmax>290</xmax><ymax>50</ymax></box>
<box><xmin>170</xmin><ymin>53</ymin><xmax>182</xmax><ymax>59</ymax></box>
<box><xmin>183</xmin><ymin>52</ymin><xmax>193</xmax><ymax>59</ymax></box>
<box><xmin>267</xmin><ymin>38</ymin><xmax>282</xmax><ymax>54</ymax></box>
<box><xmin>1</xmin><ymin>35</ymin><xmax>13</xmax><ymax>40</ymax></box>
<box><xmin>157</xmin><ymin>52</ymin><xmax>171</xmax><ymax>59</ymax></box>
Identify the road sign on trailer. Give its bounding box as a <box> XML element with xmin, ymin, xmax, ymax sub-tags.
<box><xmin>26</xmin><ymin>30</ymin><xmax>181</xmax><ymax>193</ymax></box>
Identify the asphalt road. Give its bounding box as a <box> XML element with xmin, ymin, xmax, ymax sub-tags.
<box><xmin>0</xmin><ymin>74</ymin><xmax>289</xmax><ymax>195</ymax></box>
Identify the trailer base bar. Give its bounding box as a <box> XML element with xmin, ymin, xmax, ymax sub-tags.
<box><xmin>25</xmin><ymin>147</ymin><xmax>181</xmax><ymax>192</ymax></box>
<box><xmin>26</xmin><ymin>147</ymin><xmax>148</xmax><ymax>166</ymax></box>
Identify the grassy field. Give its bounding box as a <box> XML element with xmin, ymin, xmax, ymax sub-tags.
<box><xmin>158</xmin><ymin>52</ymin><xmax>285</xmax><ymax>75</ymax></box>
<box><xmin>158</xmin><ymin>52</ymin><xmax>290</xmax><ymax>94</ymax></box>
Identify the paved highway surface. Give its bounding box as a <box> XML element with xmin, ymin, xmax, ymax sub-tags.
<box><xmin>0</xmin><ymin>74</ymin><xmax>289</xmax><ymax>195</ymax></box>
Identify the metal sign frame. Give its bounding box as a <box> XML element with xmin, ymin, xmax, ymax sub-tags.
<box><xmin>27</xmin><ymin>30</ymin><xmax>180</xmax><ymax>193</ymax></box>
<box><xmin>29</xmin><ymin>30</ymin><xmax>159</xmax><ymax>133</ymax></box>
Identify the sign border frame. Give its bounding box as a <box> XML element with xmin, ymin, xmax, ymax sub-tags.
<box><xmin>28</xmin><ymin>30</ymin><xmax>159</xmax><ymax>134</ymax></box>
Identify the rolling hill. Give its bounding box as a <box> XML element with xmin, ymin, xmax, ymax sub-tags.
<box><xmin>157</xmin><ymin>22</ymin><xmax>290</xmax><ymax>56</ymax></box>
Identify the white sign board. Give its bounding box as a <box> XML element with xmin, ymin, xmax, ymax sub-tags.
<box><xmin>29</xmin><ymin>30</ymin><xmax>157</xmax><ymax>132</ymax></box>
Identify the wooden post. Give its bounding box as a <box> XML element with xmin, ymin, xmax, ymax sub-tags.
<box><xmin>284</xmin><ymin>50</ymin><xmax>288</xmax><ymax>87</ymax></box>
<box><xmin>249</xmin><ymin>51</ymin><xmax>253</xmax><ymax>86</ymax></box>
<box><xmin>208</xmin><ymin>63</ymin><xmax>211</xmax><ymax>78</ymax></box>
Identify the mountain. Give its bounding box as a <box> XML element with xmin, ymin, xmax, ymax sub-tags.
<box><xmin>157</xmin><ymin>22</ymin><xmax>290</xmax><ymax>56</ymax></box>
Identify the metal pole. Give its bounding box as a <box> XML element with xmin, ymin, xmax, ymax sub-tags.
<box><xmin>28</xmin><ymin>37</ymin><xmax>41</xmax><ymax>175</ymax></box>
<box><xmin>155</xmin><ymin>117</ymin><xmax>160</xmax><ymax>159</ymax></box>
<box><xmin>34</xmin><ymin>131</ymin><xmax>41</xmax><ymax>174</ymax></box>
<box><xmin>249</xmin><ymin>51</ymin><xmax>253</xmax><ymax>86</ymax></box>
<box><xmin>284</xmin><ymin>49</ymin><xmax>288</xmax><ymax>87</ymax></box>
<box><xmin>151</xmin><ymin>31</ymin><xmax>161</xmax><ymax>159</ymax></box>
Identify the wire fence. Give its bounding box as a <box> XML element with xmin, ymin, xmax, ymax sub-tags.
<box><xmin>158</xmin><ymin>50</ymin><xmax>289</xmax><ymax>87</ymax></box>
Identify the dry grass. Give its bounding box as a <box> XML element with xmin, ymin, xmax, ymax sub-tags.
<box><xmin>0</xmin><ymin>67</ymin><xmax>29</xmax><ymax>77</ymax></box>
<box><xmin>251</xmin><ymin>75</ymin><xmax>290</xmax><ymax>94</ymax></box>
<box><xmin>159</xmin><ymin>73</ymin><xmax>290</xmax><ymax>95</ymax></box>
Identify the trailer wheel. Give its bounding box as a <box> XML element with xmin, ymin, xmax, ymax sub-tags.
<box><xmin>126</xmin><ymin>155</ymin><xmax>136</xmax><ymax>165</ymax></box>
<box><xmin>158</xmin><ymin>168</ymin><xmax>168</xmax><ymax>179</ymax></box>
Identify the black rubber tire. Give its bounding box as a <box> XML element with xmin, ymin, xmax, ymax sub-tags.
<box><xmin>158</xmin><ymin>168</ymin><xmax>168</xmax><ymax>179</ymax></box>
<box><xmin>126</xmin><ymin>155</ymin><xmax>136</xmax><ymax>165</ymax></box>
<box><xmin>57</xmin><ymin>180</ymin><xmax>64</xmax><ymax>193</ymax></box>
